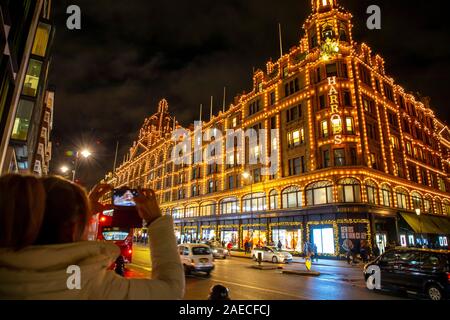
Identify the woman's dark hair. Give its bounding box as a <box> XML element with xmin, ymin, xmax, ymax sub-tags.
<box><xmin>0</xmin><ymin>174</ymin><xmax>46</xmax><ymax>249</ymax></box>
<box><xmin>208</xmin><ymin>285</ymin><xmax>230</xmax><ymax>300</ymax></box>
<box><xmin>35</xmin><ymin>176</ymin><xmax>91</xmax><ymax>245</ymax></box>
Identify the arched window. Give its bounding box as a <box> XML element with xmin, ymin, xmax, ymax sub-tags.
<box><xmin>337</xmin><ymin>178</ymin><xmax>361</xmax><ymax>203</ymax></box>
<box><xmin>435</xmin><ymin>198</ymin><xmax>443</xmax><ymax>215</ymax></box>
<box><xmin>282</xmin><ymin>186</ymin><xmax>302</xmax><ymax>208</ymax></box>
<box><xmin>321</xmin><ymin>23</ymin><xmax>334</xmax><ymax>40</ymax></box>
<box><xmin>395</xmin><ymin>188</ymin><xmax>409</xmax><ymax>209</ymax></box>
<box><xmin>185</xmin><ymin>205</ymin><xmax>199</xmax><ymax>218</ymax></box>
<box><xmin>220</xmin><ymin>197</ymin><xmax>238</xmax><ymax>215</ymax></box>
<box><xmin>172</xmin><ymin>207</ymin><xmax>183</xmax><ymax>219</ymax></box>
<box><xmin>242</xmin><ymin>193</ymin><xmax>266</xmax><ymax>212</ymax></box>
<box><xmin>306</xmin><ymin>181</ymin><xmax>333</xmax><ymax>206</ymax></box>
<box><xmin>411</xmin><ymin>192</ymin><xmax>423</xmax><ymax>210</ymax></box>
<box><xmin>424</xmin><ymin>196</ymin><xmax>433</xmax><ymax>214</ymax></box>
<box><xmin>381</xmin><ymin>185</ymin><xmax>392</xmax><ymax>207</ymax></box>
<box><xmin>365</xmin><ymin>180</ymin><xmax>378</xmax><ymax>204</ymax></box>
<box><xmin>339</xmin><ymin>22</ymin><xmax>349</xmax><ymax>41</ymax></box>
<box><xmin>269</xmin><ymin>190</ymin><xmax>279</xmax><ymax>210</ymax></box>
<box><xmin>200</xmin><ymin>202</ymin><xmax>216</xmax><ymax>217</ymax></box>
<box><xmin>443</xmin><ymin>200</ymin><xmax>450</xmax><ymax>216</ymax></box>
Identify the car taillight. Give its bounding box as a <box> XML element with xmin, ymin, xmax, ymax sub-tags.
<box><xmin>447</xmin><ymin>272</ymin><xmax>450</xmax><ymax>283</ymax></box>
<box><xmin>128</xmin><ymin>249</ymin><xmax>132</xmax><ymax>254</ymax></box>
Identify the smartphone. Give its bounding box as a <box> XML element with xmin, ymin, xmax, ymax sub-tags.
<box><xmin>112</xmin><ymin>188</ymin><xmax>139</xmax><ymax>207</ymax></box>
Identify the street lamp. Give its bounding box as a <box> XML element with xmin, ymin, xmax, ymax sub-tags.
<box><xmin>72</xmin><ymin>149</ymin><xmax>93</xmax><ymax>182</ymax></box>
<box><xmin>60</xmin><ymin>165</ymin><xmax>70</xmax><ymax>174</ymax></box>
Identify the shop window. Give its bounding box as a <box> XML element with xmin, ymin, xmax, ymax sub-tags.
<box><xmin>323</xmin><ymin>150</ymin><xmax>330</xmax><ymax>168</ymax></box>
<box><xmin>306</xmin><ymin>181</ymin><xmax>333</xmax><ymax>206</ymax></box>
<box><xmin>11</xmin><ymin>99</ymin><xmax>35</xmax><ymax>141</ymax></box>
<box><xmin>272</xmin><ymin>229</ymin><xmax>302</xmax><ymax>252</ymax></box>
<box><xmin>32</xmin><ymin>22</ymin><xmax>51</xmax><ymax>57</ymax></box>
<box><xmin>22</xmin><ymin>59</ymin><xmax>43</xmax><ymax>97</ymax></box>
<box><xmin>366</xmin><ymin>180</ymin><xmax>378</xmax><ymax>204</ymax></box>
<box><xmin>381</xmin><ymin>185</ymin><xmax>392</xmax><ymax>207</ymax></box>
<box><xmin>282</xmin><ymin>186</ymin><xmax>302</xmax><ymax>209</ymax></box>
<box><xmin>343</xmin><ymin>90</ymin><xmax>351</xmax><ymax>106</ymax></box>
<box><xmin>337</xmin><ymin>178</ymin><xmax>361</xmax><ymax>203</ymax></box>
<box><xmin>312</xmin><ymin>227</ymin><xmax>335</xmax><ymax>255</ymax></box>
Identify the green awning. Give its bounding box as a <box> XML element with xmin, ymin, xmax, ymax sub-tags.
<box><xmin>399</xmin><ymin>213</ymin><xmax>449</xmax><ymax>235</ymax></box>
<box><xmin>428</xmin><ymin>216</ymin><xmax>450</xmax><ymax>234</ymax></box>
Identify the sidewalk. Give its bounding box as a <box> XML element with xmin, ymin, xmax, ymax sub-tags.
<box><xmin>230</xmin><ymin>251</ymin><xmax>364</xmax><ymax>269</ymax></box>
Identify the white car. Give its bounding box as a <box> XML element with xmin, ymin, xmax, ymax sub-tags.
<box><xmin>252</xmin><ymin>246</ymin><xmax>293</xmax><ymax>264</ymax></box>
<box><xmin>178</xmin><ymin>244</ymin><xmax>215</xmax><ymax>275</ymax></box>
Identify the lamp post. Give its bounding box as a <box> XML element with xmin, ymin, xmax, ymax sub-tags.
<box><xmin>64</xmin><ymin>149</ymin><xmax>92</xmax><ymax>182</ymax></box>
<box><xmin>415</xmin><ymin>208</ymin><xmax>422</xmax><ymax>247</ymax></box>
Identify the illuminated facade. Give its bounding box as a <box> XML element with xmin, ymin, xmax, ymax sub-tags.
<box><xmin>102</xmin><ymin>0</ymin><xmax>450</xmax><ymax>256</ymax></box>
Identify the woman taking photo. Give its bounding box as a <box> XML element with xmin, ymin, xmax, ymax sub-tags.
<box><xmin>0</xmin><ymin>175</ymin><xmax>185</xmax><ymax>300</ymax></box>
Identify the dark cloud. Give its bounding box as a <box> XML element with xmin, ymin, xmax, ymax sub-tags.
<box><xmin>49</xmin><ymin>0</ymin><xmax>450</xmax><ymax>188</ymax></box>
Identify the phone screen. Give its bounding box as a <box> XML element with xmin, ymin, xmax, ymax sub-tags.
<box><xmin>113</xmin><ymin>189</ymin><xmax>139</xmax><ymax>207</ymax></box>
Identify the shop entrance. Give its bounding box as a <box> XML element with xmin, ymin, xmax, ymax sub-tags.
<box><xmin>220</xmin><ymin>230</ymin><xmax>238</xmax><ymax>249</ymax></box>
<box><xmin>242</xmin><ymin>229</ymin><xmax>267</xmax><ymax>249</ymax></box>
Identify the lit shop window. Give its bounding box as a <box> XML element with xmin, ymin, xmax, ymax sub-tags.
<box><xmin>22</xmin><ymin>59</ymin><xmax>42</xmax><ymax>97</ymax></box>
<box><xmin>200</xmin><ymin>202</ymin><xmax>215</xmax><ymax>216</ymax></box>
<box><xmin>32</xmin><ymin>22</ymin><xmax>51</xmax><ymax>57</ymax></box>
<box><xmin>11</xmin><ymin>99</ymin><xmax>34</xmax><ymax>141</ymax></box>
<box><xmin>288</xmin><ymin>129</ymin><xmax>304</xmax><ymax>147</ymax></box>
<box><xmin>312</xmin><ymin>227</ymin><xmax>335</xmax><ymax>255</ymax></box>
<box><xmin>400</xmin><ymin>235</ymin><xmax>407</xmax><ymax>247</ymax></box>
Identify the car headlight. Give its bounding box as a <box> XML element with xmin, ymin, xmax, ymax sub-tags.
<box><xmin>224</xmin><ymin>250</ymin><xmax>228</xmax><ymax>254</ymax></box>
<box><xmin>213</xmin><ymin>249</ymin><xmax>218</xmax><ymax>253</ymax></box>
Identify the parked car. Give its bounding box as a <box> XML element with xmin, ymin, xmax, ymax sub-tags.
<box><xmin>178</xmin><ymin>244</ymin><xmax>215</xmax><ymax>275</ymax></box>
<box><xmin>251</xmin><ymin>246</ymin><xmax>293</xmax><ymax>264</ymax></box>
<box><xmin>364</xmin><ymin>247</ymin><xmax>450</xmax><ymax>300</ymax></box>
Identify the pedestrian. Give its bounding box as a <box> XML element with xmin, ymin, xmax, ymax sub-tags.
<box><xmin>311</xmin><ymin>242</ymin><xmax>318</xmax><ymax>262</ymax></box>
<box><xmin>303</xmin><ymin>241</ymin><xmax>310</xmax><ymax>259</ymax></box>
<box><xmin>0</xmin><ymin>174</ymin><xmax>185</xmax><ymax>300</ymax></box>
<box><xmin>244</xmin><ymin>240</ymin><xmax>249</xmax><ymax>254</ymax></box>
<box><xmin>342</xmin><ymin>239</ymin><xmax>354</xmax><ymax>265</ymax></box>
<box><xmin>360</xmin><ymin>240</ymin><xmax>368</xmax><ymax>263</ymax></box>
<box><xmin>227</xmin><ymin>242</ymin><xmax>233</xmax><ymax>251</ymax></box>
<box><xmin>277</xmin><ymin>240</ymin><xmax>282</xmax><ymax>251</ymax></box>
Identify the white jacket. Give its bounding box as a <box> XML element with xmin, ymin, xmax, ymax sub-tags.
<box><xmin>0</xmin><ymin>215</ymin><xmax>185</xmax><ymax>300</ymax></box>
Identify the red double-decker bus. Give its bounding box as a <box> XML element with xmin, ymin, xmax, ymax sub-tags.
<box><xmin>87</xmin><ymin>206</ymin><xmax>134</xmax><ymax>263</ymax></box>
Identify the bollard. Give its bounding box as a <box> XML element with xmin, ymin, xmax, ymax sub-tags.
<box><xmin>257</xmin><ymin>252</ymin><xmax>262</xmax><ymax>266</ymax></box>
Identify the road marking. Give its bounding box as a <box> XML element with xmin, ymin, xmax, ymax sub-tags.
<box><xmin>206</xmin><ymin>278</ymin><xmax>315</xmax><ymax>300</ymax></box>
<box><xmin>129</xmin><ymin>263</ymin><xmax>152</xmax><ymax>272</ymax></box>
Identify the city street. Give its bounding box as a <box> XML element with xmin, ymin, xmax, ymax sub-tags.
<box><xmin>127</xmin><ymin>244</ymin><xmax>407</xmax><ymax>300</ymax></box>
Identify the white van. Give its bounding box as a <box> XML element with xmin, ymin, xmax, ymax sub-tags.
<box><xmin>178</xmin><ymin>244</ymin><xmax>215</xmax><ymax>275</ymax></box>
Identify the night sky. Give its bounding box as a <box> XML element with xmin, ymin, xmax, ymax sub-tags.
<box><xmin>48</xmin><ymin>0</ymin><xmax>450</xmax><ymax>188</ymax></box>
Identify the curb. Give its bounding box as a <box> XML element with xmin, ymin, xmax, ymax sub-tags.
<box><xmin>282</xmin><ymin>270</ymin><xmax>321</xmax><ymax>277</ymax></box>
<box><xmin>230</xmin><ymin>253</ymin><xmax>362</xmax><ymax>269</ymax></box>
